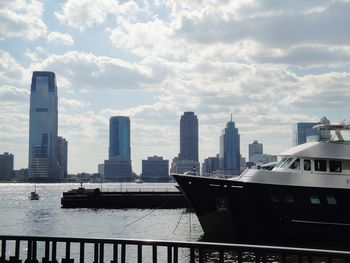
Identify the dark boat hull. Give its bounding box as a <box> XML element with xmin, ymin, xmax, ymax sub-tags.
<box><xmin>173</xmin><ymin>174</ymin><xmax>350</xmax><ymax>240</ymax></box>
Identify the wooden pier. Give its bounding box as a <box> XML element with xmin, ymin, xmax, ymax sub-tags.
<box><xmin>61</xmin><ymin>186</ymin><xmax>189</xmax><ymax>209</ymax></box>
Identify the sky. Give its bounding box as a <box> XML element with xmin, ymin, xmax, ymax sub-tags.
<box><xmin>1</xmin><ymin>0</ymin><xmax>350</xmax><ymax>175</ymax></box>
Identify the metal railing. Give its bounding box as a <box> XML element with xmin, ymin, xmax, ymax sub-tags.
<box><xmin>1</xmin><ymin>235</ymin><xmax>350</xmax><ymax>263</ymax></box>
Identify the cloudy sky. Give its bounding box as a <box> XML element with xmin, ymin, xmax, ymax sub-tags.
<box><xmin>1</xmin><ymin>0</ymin><xmax>350</xmax><ymax>174</ymax></box>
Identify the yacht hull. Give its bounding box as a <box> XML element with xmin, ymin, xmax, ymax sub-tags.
<box><xmin>173</xmin><ymin>174</ymin><xmax>350</xmax><ymax>240</ymax></box>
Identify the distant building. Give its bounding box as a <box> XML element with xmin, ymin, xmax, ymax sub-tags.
<box><xmin>28</xmin><ymin>71</ymin><xmax>59</xmax><ymax>182</ymax></box>
<box><xmin>249</xmin><ymin>140</ymin><xmax>263</xmax><ymax>162</ymax></box>
<box><xmin>57</xmin><ymin>136</ymin><xmax>68</xmax><ymax>179</ymax></box>
<box><xmin>105</xmin><ymin>116</ymin><xmax>132</xmax><ymax>181</ymax></box>
<box><xmin>14</xmin><ymin>168</ymin><xmax>28</xmax><ymax>181</ymax></box>
<box><xmin>109</xmin><ymin>116</ymin><xmax>131</xmax><ymax>161</ymax></box>
<box><xmin>179</xmin><ymin>112</ymin><xmax>198</xmax><ymax>162</ymax></box>
<box><xmin>0</xmin><ymin>152</ymin><xmax>14</xmax><ymax>181</ymax></box>
<box><xmin>293</xmin><ymin>117</ymin><xmax>330</xmax><ymax>146</ymax></box>
<box><xmin>202</xmin><ymin>155</ymin><xmax>220</xmax><ymax>176</ymax></box>
<box><xmin>170</xmin><ymin>157</ymin><xmax>200</xmax><ymax>175</ymax></box>
<box><xmin>141</xmin><ymin>156</ymin><xmax>169</xmax><ymax>182</ymax></box>
<box><xmin>104</xmin><ymin>157</ymin><xmax>132</xmax><ymax>181</ymax></box>
<box><xmin>240</xmin><ymin>155</ymin><xmax>246</xmax><ymax>171</ymax></box>
<box><xmin>218</xmin><ymin>117</ymin><xmax>240</xmax><ymax>176</ymax></box>
<box><xmin>250</xmin><ymin>154</ymin><xmax>278</xmax><ymax>165</ymax></box>
<box><xmin>98</xmin><ymin>164</ymin><xmax>105</xmax><ymax>176</ymax></box>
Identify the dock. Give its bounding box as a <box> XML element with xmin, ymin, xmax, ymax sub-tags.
<box><xmin>61</xmin><ymin>186</ymin><xmax>189</xmax><ymax>208</ymax></box>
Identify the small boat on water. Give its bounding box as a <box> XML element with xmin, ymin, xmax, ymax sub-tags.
<box><xmin>29</xmin><ymin>185</ymin><xmax>39</xmax><ymax>200</ymax></box>
<box><xmin>173</xmin><ymin>124</ymin><xmax>350</xmax><ymax>241</ymax></box>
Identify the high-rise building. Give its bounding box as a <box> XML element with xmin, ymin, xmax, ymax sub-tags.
<box><xmin>57</xmin><ymin>136</ymin><xmax>68</xmax><ymax>179</ymax></box>
<box><xmin>292</xmin><ymin>117</ymin><xmax>330</xmax><ymax>146</ymax></box>
<box><xmin>28</xmin><ymin>71</ymin><xmax>59</xmax><ymax>181</ymax></box>
<box><xmin>202</xmin><ymin>155</ymin><xmax>220</xmax><ymax>176</ymax></box>
<box><xmin>141</xmin><ymin>156</ymin><xmax>169</xmax><ymax>182</ymax></box>
<box><xmin>219</xmin><ymin>117</ymin><xmax>240</xmax><ymax>176</ymax></box>
<box><xmin>249</xmin><ymin>140</ymin><xmax>263</xmax><ymax>162</ymax></box>
<box><xmin>0</xmin><ymin>152</ymin><xmax>14</xmax><ymax>181</ymax></box>
<box><xmin>179</xmin><ymin>112</ymin><xmax>198</xmax><ymax>162</ymax></box>
<box><xmin>109</xmin><ymin>116</ymin><xmax>131</xmax><ymax>161</ymax></box>
<box><xmin>105</xmin><ymin>116</ymin><xmax>132</xmax><ymax>181</ymax></box>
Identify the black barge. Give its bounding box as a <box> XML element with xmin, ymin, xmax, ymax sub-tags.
<box><xmin>61</xmin><ymin>186</ymin><xmax>189</xmax><ymax>209</ymax></box>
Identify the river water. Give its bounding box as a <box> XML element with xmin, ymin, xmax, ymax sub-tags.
<box><xmin>0</xmin><ymin>182</ymin><xmax>202</xmax><ymax>240</ymax></box>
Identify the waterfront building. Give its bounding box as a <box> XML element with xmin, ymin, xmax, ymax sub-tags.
<box><xmin>14</xmin><ymin>168</ymin><xmax>28</xmax><ymax>181</ymax></box>
<box><xmin>105</xmin><ymin>116</ymin><xmax>132</xmax><ymax>181</ymax></box>
<box><xmin>109</xmin><ymin>116</ymin><xmax>131</xmax><ymax>161</ymax></box>
<box><xmin>219</xmin><ymin>117</ymin><xmax>240</xmax><ymax>176</ymax></box>
<box><xmin>250</xmin><ymin>154</ymin><xmax>278</xmax><ymax>165</ymax></box>
<box><xmin>170</xmin><ymin>157</ymin><xmax>200</xmax><ymax>175</ymax></box>
<box><xmin>0</xmin><ymin>152</ymin><xmax>14</xmax><ymax>181</ymax></box>
<box><xmin>28</xmin><ymin>71</ymin><xmax>59</xmax><ymax>182</ymax></box>
<box><xmin>293</xmin><ymin>117</ymin><xmax>330</xmax><ymax>146</ymax></box>
<box><xmin>201</xmin><ymin>155</ymin><xmax>219</xmax><ymax>176</ymax></box>
<box><xmin>104</xmin><ymin>157</ymin><xmax>132</xmax><ymax>181</ymax></box>
<box><xmin>57</xmin><ymin>136</ymin><xmax>68</xmax><ymax>179</ymax></box>
<box><xmin>179</xmin><ymin>112</ymin><xmax>198</xmax><ymax>162</ymax></box>
<box><xmin>98</xmin><ymin>164</ymin><xmax>105</xmax><ymax>176</ymax></box>
<box><xmin>141</xmin><ymin>156</ymin><xmax>169</xmax><ymax>182</ymax></box>
<box><xmin>240</xmin><ymin>155</ymin><xmax>247</xmax><ymax>171</ymax></box>
<box><xmin>249</xmin><ymin>140</ymin><xmax>263</xmax><ymax>162</ymax></box>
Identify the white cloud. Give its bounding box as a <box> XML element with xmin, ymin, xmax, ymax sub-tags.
<box><xmin>55</xmin><ymin>0</ymin><xmax>141</xmax><ymax>31</ymax></box>
<box><xmin>0</xmin><ymin>50</ymin><xmax>28</xmax><ymax>84</ymax></box>
<box><xmin>47</xmin><ymin>31</ymin><xmax>74</xmax><ymax>46</ymax></box>
<box><xmin>0</xmin><ymin>0</ymin><xmax>46</xmax><ymax>41</ymax></box>
<box><xmin>59</xmin><ymin>97</ymin><xmax>90</xmax><ymax>109</ymax></box>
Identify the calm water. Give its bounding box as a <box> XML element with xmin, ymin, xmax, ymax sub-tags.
<box><xmin>0</xmin><ymin>182</ymin><xmax>203</xmax><ymax>241</ymax></box>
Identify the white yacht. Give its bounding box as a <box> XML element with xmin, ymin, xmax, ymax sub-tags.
<box><xmin>173</xmin><ymin>124</ymin><xmax>350</xmax><ymax>240</ymax></box>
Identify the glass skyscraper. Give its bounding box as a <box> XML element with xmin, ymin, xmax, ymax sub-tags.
<box><xmin>28</xmin><ymin>71</ymin><xmax>59</xmax><ymax>181</ymax></box>
<box><xmin>179</xmin><ymin>112</ymin><xmax>198</xmax><ymax>162</ymax></box>
<box><xmin>219</xmin><ymin>119</ymin><xmax>240</xmax><ymax>175</ymax></box>
<box><xmin>109</xmin><ymin>116</ymin><xmax>131</xmax><ymax>160</ymax></box>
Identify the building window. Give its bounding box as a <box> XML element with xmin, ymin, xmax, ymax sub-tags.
<box><xmin>315</xmin><ymin>160</ymin><xmax>327</xmax><ymax>172</ymax></box>
<box><xmin>290</xmin><ymin>158</ymin><xmax>300</xmax><ymax>170</ymax></box>
<box><xmin>329</xmin><ymin>161</ymin><xmax>342</xmax><ymax>173</ymax></box>
<box><xmin>326</xmin><ymin>195</ymin><xmax>337</xmax><ymax>205</ymax></box>
<box><xmin>310</xmin><ymin>195</ymin><xmax>321</xmax><ymax>204</ymax></box>
<box><xmin>304</xmin><ymin>159</ymin><xmax>311</xmax><ymax>171</ymax></box>
<box><xmin>36</xmin><ymin>108</ymin><xmax>48</xmax><ymax>112</ymax></box>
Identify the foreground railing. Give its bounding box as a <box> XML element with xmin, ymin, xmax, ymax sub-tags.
<box><xmin>1</xmin><ymin>235</ymin><xmax>350</xmax><ymax>263</ymax></box>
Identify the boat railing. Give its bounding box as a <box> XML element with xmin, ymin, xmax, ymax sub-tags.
<box><xmin>1</xmin><ymin>235</ymin><xmax>350</xmax><ymax>263</ymax></box>
<box><xmin>101</xmin><ymin>187</ymin><xmax>180</xmax><ymax>193</ymax></box>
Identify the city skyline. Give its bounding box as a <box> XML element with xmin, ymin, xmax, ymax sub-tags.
<box><xmin>1</xmin><ymin>1</ymin><xmax>350</xmax><ymax>174</ymax></box>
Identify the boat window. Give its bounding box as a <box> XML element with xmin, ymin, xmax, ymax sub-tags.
<box><xmin>269</xmin><ymin>194</ymin><xmax>279</xmax><ymax>203</ymax></box>
<box><xmin>310</xmin><ymin>195</ymin><xmax>321</xmax><ymax>204</ymax></box>
<box><xmin>290</xmin><ymin>158</ymin><xmax>300</xmax><ymax>170</ymax></box>
<box><xmin>285</xmin><ymin>194</ymin><xmax>295</xmax><ymax>203</ymax></box>
<box><xmin>326</xmin><ymin>195</ymin><xmax>337</xmax><ymax>205</ymax></box>
<box><xmin>330</xmin><ymin>161</ymin><xmax>342</xmax><ymax>173</ymax></box>
<box><xmin>280</xmin><ymin>158</ymin><xmax>293</xmax><ymax>168</ymax></box>
<box><xmin>304</xmin><ymin>160</ymin><xmax>311</xmax><ymax>171</ymax></box>
<box><xmin>315</xmin><ymin>160</ymin><xmax>327</xmax><ymax>172</ymax></box>
<box><xmin>275</xmin><ymin>158</ymin><xmax>287</xmax><ymax>168</ymax></box>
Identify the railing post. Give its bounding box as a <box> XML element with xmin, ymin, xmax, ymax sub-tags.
<box><xmin>32</xmin><ymin>241</ymin><xmax>38</xmax><ymax>263</ymax></box>
<box><xmin>237</xmin><ymin>250</ymin><xmax>243</xmax><ymax>263</ymax></box>
<box><xmin>94</xmin><ymin>243</ymin><xmax>99</xmax><ymax>263</ymax></box>
<box><xmin>137</xmin><ymin>245</ymin><xmax>142</xmax><ymax>263</ymax></box>
<box><xmin>198</xmin><ymin>248</ymin><xmax>203</xmax><ymax>263</ymax></box>
<box><xmin>167</xmin><ymin>246</ymin><xmax>172</xmax><ymax>263</ymax></box>
<box><xmin>111</xmin><ymin>243</ymin><xmax>118</xmax><ymax>263</ymax></box>
<box><xmin>121</xmin><ymin>244</ymin><xmax>126</xmax><ymax>263</ymax></box>
<box><xmin>173</xmin><ymin>247</ymin><xmax>178</xmax><ymax>263</ymax></box>
<box><xmin>190</xmin><ymin>248</ymin><xmax>195</xmax><ymax>263</ymax></box>
<box><xmin>1</xmin><ymin>239</ymin><xmax>6</xmax><ymax>262</ymax></box>
<box><xmin>42</xmin><ymin>240</ymin><xmax>50</xmax><ymax>263</ymax></box>
<box><xmin>62</xmin><ymin>242</ymin><xmax>74</xmax><ymax>263</ymax></box>
<box><xmin>152</xmin><ymin>245</ymin><xmax>157</xmax><ymax>263</ymax></box>
<box><xmin>99</xmin><ymin>243</ymin><xmax>104</xmax><ymax>263</ymax></box>
<box><xmin>79</xmin><ymin>242</ymin><xmax>85</xmax><ymax>263</ymax></box>
<box><xmin>24</xmin><ymin>240</ymin><xmax>32</xmax><ymax>263</ymax></box>
<box><xmin>219</xmin><ymin>249</ymin><xmax>224</xmax><ymax>263</ymax></box>
<box><xmin>52</xmin><ymin>241</ymin><xmax>58</xmax><ymax>263</ymax></box>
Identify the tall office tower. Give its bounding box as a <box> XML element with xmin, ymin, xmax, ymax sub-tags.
<box><xmin>57</xmin><ymin>136</ymin><xmax>68</xmax><ymax>179</ymax></box>
<box><xmin>249</xmin><ymin>140</ymin><xmax>263</xmax><ymax>162</ymax></box>
<box><xmin>179</xmin><ymin>112</ymin><xmax>198</xmax><ymax>162</ymax></box>
<box><xmin>105</xmin><ymin>116</ymin><xmax>132</xmax><ymax>181</ymax></box>
<box><xmin>28</xmin><ymin>71</ymin><xmax>59</xmax><ymax>181</ymax></box>
<box><xmin>0</xmin><ymin>152</ymin><xmax>14</xmax><ymax>181</ymax></box>
<box><xmin>219</xmin><ymin>117</ymin><xmax>240</xmax><ymax>176</ymax></box>
<box><xmin>109</xmin><ymin>116</ymin><xmax>131</xmax><ymax>160</ymax></box>
<box><xmin>141</xmin><ymin>156</ymin><xmax>169</xmax><ymax>182</ymax></box>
